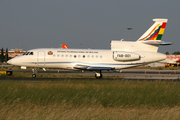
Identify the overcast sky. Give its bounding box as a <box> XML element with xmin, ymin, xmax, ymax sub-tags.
<box><xmin>0</xmin><ymin>0</ymin><xmax>179</xmax><ymax>53</ymax></box>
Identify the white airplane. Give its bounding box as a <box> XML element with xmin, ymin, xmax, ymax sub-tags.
<box><xmin>159</xmin><ymin>55</ymin><xmax>180</xmax><ymax>67</ymax></box>
<box><xmin>7</xmin><ymin>18</ymin><xmax>172</xmax><ymax>78</ymax></box>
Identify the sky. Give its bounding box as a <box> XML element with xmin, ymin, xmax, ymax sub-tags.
<box><xmin>0</xmin><ymin>0</ymin><xmax>179</xmax><ymax>53</ymax></box>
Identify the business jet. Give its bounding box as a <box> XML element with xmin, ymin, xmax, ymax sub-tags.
<box><xmin>7</xmin><ymin>18</ymin><xmax>172</xmax><ymax>78</ymax></box>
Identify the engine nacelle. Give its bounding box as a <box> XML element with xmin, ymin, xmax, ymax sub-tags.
<box><xmin>113</xmin><ymin>51</ymin><xmax>140</xmax><ymax>61</ymax></box>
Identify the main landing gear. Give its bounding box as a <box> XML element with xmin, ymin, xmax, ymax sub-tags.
<box><xmin>32</xmin><ymin>68</ymin><xmax>37</xmax><ymax>78</ymax></box>
<box><xmin>95</xmin><ymin>71</ymin><xmax>103</xmax><ymax>79</ymax></box>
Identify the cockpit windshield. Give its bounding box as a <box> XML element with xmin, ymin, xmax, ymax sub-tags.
<box><xmin>23</xmin><ymin>52</ymin><xmax>34</xmax><ymax>55</ymax></box>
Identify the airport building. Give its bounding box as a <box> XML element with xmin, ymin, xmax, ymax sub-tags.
<box><xmin>8</xmin><ymin>49</ymin><xmax>26</xmax><ymax>58</ymax></box>
<box><xmin>0</xmin><ymin>49</ymin><xmax>26</xmax><ymax>58</ymax></box>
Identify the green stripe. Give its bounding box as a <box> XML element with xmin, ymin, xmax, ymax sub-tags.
<box><xmin>157</xmin><ymin>34</ymin><xmax>163</xmax><ymax>40</ymax></box>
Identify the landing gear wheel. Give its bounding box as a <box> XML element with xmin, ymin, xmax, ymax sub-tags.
<box><xmin>32</xmin><ymin>74</ymin><xmax>36</xmax><ymax>78</ymax></box>
<box><xmin>95</xmin><ymin>73</ymin><xmax>103</xmax><ymax>79</ymax></box>
<box><xmin>95</xmin><ymin>70</ymin><xmax>103</xmax><ymax>79</ymax></box>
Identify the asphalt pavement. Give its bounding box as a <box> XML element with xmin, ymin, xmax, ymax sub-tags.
<box><xmin>1</xmin><ymin>69</ymin><xmax>180</xmax><ymax>81</ymax></box>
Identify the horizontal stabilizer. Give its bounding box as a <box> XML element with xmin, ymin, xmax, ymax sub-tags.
<box><xmin>139</xmin><ymin>40</ymin><xmax>172</xmax><ymax>45</ymax></box>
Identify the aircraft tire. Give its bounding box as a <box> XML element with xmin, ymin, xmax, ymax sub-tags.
<box><xmin>95</xmin><ymin>74</ymin><xmax>103</xmax><ymax>79</ymax></box>
<box><xmin>32</xmin><ymin>74</ymin><xmax>36</xmax><ymax>78</ymax></box>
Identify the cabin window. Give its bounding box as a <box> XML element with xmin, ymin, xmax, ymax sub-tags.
<box><xmin>53</xmin><ymin>54</ymin><xmax>56</xmax><ymax>57</ymax></box>
<box><xmin>87</xmin><ymin>55</ymin><xmax>90</xmax><ymax>58</ymax></box>
<box><xmin>78</xmin><ymin>55</ymin><xmax>81</xmax><ymax>58</ymax></box>
<box><xmin>61</xmin><ymin>55</ymin><xmax>64</xmax><ymax>58</ymax></box>
<box><xmin>66</xmin><ymin>55</ymin><xmax>68</xmax><ymax>58</ymax></box>
<box><xmin>91</xmin><ymin>55</ymin><xmax>94</xmax><ymax>58</ymax></box>
<box><xmin>83</xmin><ymin>55</ymin><xmax>85</xmax><ymax>58</ymax></box>
<box><xmin>74</xmin><ymin>55</ymin><xmax>76</xmax><ymax>58</ymax></box>
<box><xmin>100</xmin><ymin>56</ymin><xmax>103</xmax><ymax>59</ymax></box>
<box><xmin>70</xmin><ymin>55</ymin><xmax>72</xmax><ymax>58</ymax></box>
<box><xmin>96</xmin><ymin>55</ymin><xmax>98</xmax><ymax>58</ymax></box>
<box><xmin>57</xmin><ymin>54</ymin><xmax>60</xmax><ymax>57</ymax></box>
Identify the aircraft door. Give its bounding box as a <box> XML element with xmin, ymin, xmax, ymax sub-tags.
<box><xmin>37</xmin><ymin>51</ymin><xmax>45</xmax><ymax>67</ymax></box>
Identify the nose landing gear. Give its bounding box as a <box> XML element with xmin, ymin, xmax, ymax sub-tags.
<box><xmin>32</xmin><ymin>68</ymin><xmax>37</xmax><ymax>78</ymax></box>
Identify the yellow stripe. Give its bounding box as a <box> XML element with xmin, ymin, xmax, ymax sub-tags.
<box><xmin>159</xmin><ymin>28</ymin><xmax>165</xmax><ymax>34</ymax></box>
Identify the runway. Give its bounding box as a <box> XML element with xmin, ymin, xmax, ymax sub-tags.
<box><xmin>1</xmin><ymin>69</ymin><xmax>180</xmax><ymax>81</ymax></box>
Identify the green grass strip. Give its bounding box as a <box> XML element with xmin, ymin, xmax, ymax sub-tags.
<box><xmin>0</xmin><ymin>80</ymin><xmax>180</xmax><ymax>108</ymax></box>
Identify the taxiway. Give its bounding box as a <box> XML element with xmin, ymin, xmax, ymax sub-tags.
<box><xmin>0</xmin><ymin>69</ymin><xmax>180</xmax><ymax>81</ymax></box>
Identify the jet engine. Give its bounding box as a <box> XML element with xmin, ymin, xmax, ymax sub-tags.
<box><xmin>113</xmin><ymin>51</ymin><xmax>140</xmax><ymax>61</ymax></box>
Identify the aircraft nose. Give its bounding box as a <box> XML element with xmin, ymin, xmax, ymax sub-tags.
<box><xmin>7</xmin><ymin>59</ymin><xmax>14</xmax><ymax>65</ymax></box>
<box><xmin>7</xmin><ymin>58</ymin><xmax>18</xmax><ymax>65</ymax></box>
<box><xmin>7</xmin><ymin>57</ymin><xmax>23</xmax><ymax>66</ymax></box>
<box><xmin>7</xmin><ymin>59</ymin><xmax>12</xmax><ymax>64</ymax></box>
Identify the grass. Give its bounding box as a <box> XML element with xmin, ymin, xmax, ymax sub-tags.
<box><xmin>0</xmin><ymin>80</ymin><xmax>180</xmax><ymax>119</ymax></box>
<box><xmin>1</xmin><ymin>80</ymin><xmax>180</xmax><ymax>107</ymax></box>
<box><xmin>1</xmin><ymin>103</ymin><xmax>180</xmax><ymax>120</ymax></box>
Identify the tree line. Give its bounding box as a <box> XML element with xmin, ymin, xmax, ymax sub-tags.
<box><xmin>0</xmin><ymin>48</ymin><xmax>9</xmax><ymax>63</ymax></box>
<box><xmin>165</xmin><ymin>51</ymin><xmax>180</xmax><ymax>55</ymax></box>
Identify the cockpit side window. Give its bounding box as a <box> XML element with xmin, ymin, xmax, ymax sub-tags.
<box><xmin>29</xmin><ymin>52</ymin><xmax>33</xmax><ymax>55</ymax></box>
<box><xmin>23</xmin><ymin>52</ymin><xmax>34</xmax><ymax>55</ymax></box>
<box><xmin>26</xmin><ymin>52</ymin><xmax>30</xmax><ymax>55</ymax></box>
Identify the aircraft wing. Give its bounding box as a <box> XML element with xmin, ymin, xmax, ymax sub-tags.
<box><xmin>73</xmin><ymin>65</ymin><xmax>114</xmax><ymax>70</ymax></box>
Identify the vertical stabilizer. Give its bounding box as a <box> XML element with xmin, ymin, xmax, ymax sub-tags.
<box><xmin>137</xmin><ymin>18</ymin><xmax>168</xmax><ymax>41</ymax></box>
<box><xmin>111</xmin><ymin>18</ymin><xmax>171</xmax><ymax>52</ymax></box>
<box><xmin>62</xmin><ymin>44</ymin><xmax>69</xmax><ymax>49</ymax></box>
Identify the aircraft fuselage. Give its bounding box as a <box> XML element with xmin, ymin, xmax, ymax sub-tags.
<box><xmin>8</xmin><ymin>48</ymin><xmax>166</xmax><ymax>70</ymax></box>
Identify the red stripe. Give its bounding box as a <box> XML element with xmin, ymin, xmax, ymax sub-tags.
<box><xmin>141</xmin><ymin>25</ymin><xmax>158</xmax><ymax>40</ymax></box>
<box><xmin>161</xmin><ymin>22</ymin><xmax>167</xmax><ymax>28</ymax></box>
<box><xmin>154</xmin><ymin>32</ymin><xmax>159</xmax><ymax>40</ymax></box>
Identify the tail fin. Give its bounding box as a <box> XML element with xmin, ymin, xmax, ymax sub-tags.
<box><xmin>62</xmin><ymin>44</ymin><xmax>69</xmax><ymax>49</ymax></box>
<box><xmin>111</xmin><ymin>18</ymin><xmax>171</xmax><ymax>52</ymax></box>
<box><xmin>137</xmin><ymin>18</ymin><xmax>168</xmax><ymax>41</ymax></box>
